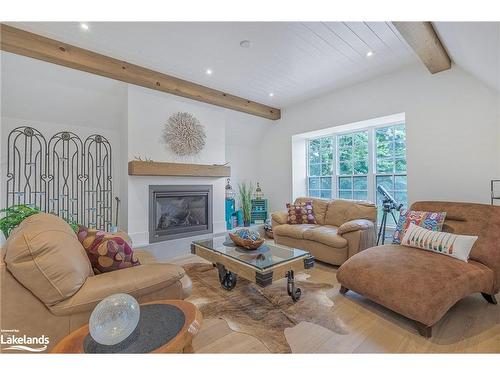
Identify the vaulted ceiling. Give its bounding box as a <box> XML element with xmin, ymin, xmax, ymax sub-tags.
<box><xmin>4</xmin><ymin>22</ymin><xmax>420</xmax><ymax>107</ymax></box>
<box><xmin>2</xmin><ymin>21</ymin><xmax>499</xmax><ymax>116</ymax></box>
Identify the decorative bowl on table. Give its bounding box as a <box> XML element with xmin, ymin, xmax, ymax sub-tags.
<box><xmin>229</xmin><ymin>228</ymin><xmax>265</xmax><ymax>250</ymax></box>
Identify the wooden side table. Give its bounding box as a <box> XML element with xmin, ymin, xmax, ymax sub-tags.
<box><xmin>52</xmin><ymin>300</ymin><xmax>202</xmax><ymax>353</ymax></box>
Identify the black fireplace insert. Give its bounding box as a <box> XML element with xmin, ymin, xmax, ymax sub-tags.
<box><xmin>149</xmin><ymin>185</ymin><xmax>213</xmax><ymax>243</ymax></box>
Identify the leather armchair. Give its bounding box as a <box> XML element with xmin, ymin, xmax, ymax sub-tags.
<box><xmin>0</xmin><ymin>213</ymin><xmax>191</xmax><ymax>353</ymax></box>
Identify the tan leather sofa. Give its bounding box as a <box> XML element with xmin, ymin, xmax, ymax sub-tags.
<box><xmin>337</xmin><ymin>201</ymin><xmax>500</xmax><ymax>338</ymax></box>
<box><xmin>272</xmin><ymin>198</ymin><xmax>377</xmax><ymax>265</ymax></box>
<box><xmin>0</xmin><ymin>213</ymin><xmax>192</xmax><ymax>353</ymax></box>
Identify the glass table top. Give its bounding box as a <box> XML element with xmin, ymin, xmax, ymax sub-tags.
<box><xmin>193</xmin><ymin>236</ymin><xmax>309</xmax><ymax>271</ymax></box>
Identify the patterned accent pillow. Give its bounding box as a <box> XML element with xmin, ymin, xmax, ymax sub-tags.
<box><xmin>286</xmin><ymin>201</ymin><xmax>316</xmax><ymax>224</ymax></box>
<box><xmin>392</xmin><ymin>209</ymin><xmax>446</xmax><ymax>244</ymax></box>
<box><xmin>77</xmin><ymin>226</ymin><xmax>140</xmax><ymax>274</ymax></box>
<box><xmin>402</xmin><ymin>223</ymin><xmax>477</xmax><ymax>262</ymax></box>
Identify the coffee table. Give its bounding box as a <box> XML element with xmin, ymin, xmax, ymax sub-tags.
<box><xmin>191</xmin><ymin>236</ymin><xmax>314</xmax><ymax>301</ymax></box>
<box><xmin>51</xmin><ymin>300</ymin><xmax>202</xmax><ymax>353</ymax></box>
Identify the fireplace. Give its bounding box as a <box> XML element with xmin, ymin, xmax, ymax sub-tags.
<box><xmin>149</xmin><ymin>185</ymin><xmax>213</xmax><ymax>243</ymax></box>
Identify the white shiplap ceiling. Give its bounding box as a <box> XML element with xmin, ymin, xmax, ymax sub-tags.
<box><xmin>5</xmin><ymin>22</ymin><xmax>419</xmax><ymax>107</ymax></box>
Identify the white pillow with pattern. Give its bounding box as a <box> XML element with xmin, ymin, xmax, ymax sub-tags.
<box><xmin>401</xmin><ymin>223</ymin><xmax>478</xmax><ymax>262</ymax></box>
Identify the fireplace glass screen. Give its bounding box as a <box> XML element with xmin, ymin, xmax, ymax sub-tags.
<box><xmin>156</xmin><ymin>195</ymin><xmax>207</xmax><ymax>230</ymax></box>
<box><xmin>149</xmin><ymin>185</ymin><xmax>212</xmax><ymax>242</ymax></box>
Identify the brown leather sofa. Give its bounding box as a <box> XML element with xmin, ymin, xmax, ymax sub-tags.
<box><xmin>337</xmin><ymin>201</ymin><xmax>500</xmax><ymax>337</ymax></box>
<box><xmin>272</xmin><ymin>197</ymin><xmax>377</xmax><ymax>265</ymax></box>
<box><xmin>0</xmin><ymin>213</ymin><xmax>192</xmax><ymax>353</ymax></box>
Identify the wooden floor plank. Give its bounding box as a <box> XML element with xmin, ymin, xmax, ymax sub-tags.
<box><xmin>172</xmin><ymin>253</ymin><xmax>500</xmax><ymax>353</ymax></box>
<box><xmin>193</xmin><ymin>318</ymin><xmax>270</xmax><ymax>353</ymax></box>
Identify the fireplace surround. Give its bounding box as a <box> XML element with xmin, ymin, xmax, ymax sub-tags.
<box><xmin>149</xmin><ymin>185</ymin><xmax>213</xmax><ymax>243</ymax></box>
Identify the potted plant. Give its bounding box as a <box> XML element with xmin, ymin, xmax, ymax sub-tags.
<box><xmin>0</xmin><ymin>205</ymin><xmax>41</xmax><ymax>239</ymax></box>
<box><xmin>0</xmin><ymin>204</ymin><xmax>80</xmax><ymax>239</ymax></box>
<box><xmin>238</xmin><ymin>182</ymin><xmax>254</xmax><ymax>227</ymax></box>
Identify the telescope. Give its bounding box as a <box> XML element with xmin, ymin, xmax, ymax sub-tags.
<box><xmin>376</xmin><ymin>185</ymin><xmax>404</xmax><ymax>245</ymax></box>
<box><xmin>377</xmin><ymin>185</ymin><xmax>403</xmax><ymax>211</ymax></box>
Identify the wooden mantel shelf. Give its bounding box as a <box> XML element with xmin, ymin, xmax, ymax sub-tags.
<box><xmin>128</xmin><ymin>160</ymin><xmax>231</xmax><ymax>177</ymax></box>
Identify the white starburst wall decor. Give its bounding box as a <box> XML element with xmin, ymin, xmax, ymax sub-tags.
<box><xmin>161</xmin><ymin>112</ymin><xmax>206</xmax><ymax>157</ymax></box>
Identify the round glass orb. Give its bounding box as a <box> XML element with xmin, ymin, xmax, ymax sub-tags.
<box><xmin>89</xmin><ymin>293</ymin><xmax>140</xmax><ymax>346</ymax></box>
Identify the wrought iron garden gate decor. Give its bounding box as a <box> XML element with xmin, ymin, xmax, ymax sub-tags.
<box><xmin>6</xmin><ymin>126</ymin><xmax>113</xmax><ymax>231</ymax></box>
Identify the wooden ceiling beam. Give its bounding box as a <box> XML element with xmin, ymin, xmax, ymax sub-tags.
<box><xmin>0</xmin><ymin>24</ymin><xmax>281</xmax><ymax>120</ymax></box>
<box><xmin>393</xmin><ymin>22</ymin><xmax>451</xmax><ymax>74</ymax></box>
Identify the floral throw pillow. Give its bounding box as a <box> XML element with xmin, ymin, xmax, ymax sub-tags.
<box><xmin>286</xmin><ymin>201</ymin><xmax>316</xmax><ymax>224</ymax></box>
<box><xmin>392</xmin><ymin>209</ymin><xmax>447</xmax><ymax>244</ymax></box>
<box><xmin>77</xmin><ymin>226</ymin><xmax>140</xmax><ymax>274</ymax></box>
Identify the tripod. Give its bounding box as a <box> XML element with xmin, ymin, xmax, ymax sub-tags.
<box><xmin>376</xmin><ymin>200</ymin><xmax>399</xmax><ymax>245</ymax></box>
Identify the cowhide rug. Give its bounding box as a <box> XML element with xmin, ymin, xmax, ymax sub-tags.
<box><xmin>183</xmin><ymin>263</ymin><xmax>347</xmax><ymax>353</ymax></box>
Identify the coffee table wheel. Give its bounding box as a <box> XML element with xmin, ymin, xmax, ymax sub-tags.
<box><xmin>289</xmin><ymin>287</ymin><xmax>301</xmax><ymax>302</ymax></box>
<box><xmin>220</xmin><ymin>271</ymin><xmax>237</xmax><ymax>290</ymax></box>
<box><xmin>216</xmin><ymin>263</ymin><xmax>237</xmax><ymax>291</ymax></box>
<box><xmin>286</xmin><ymin>270</ymin><xmax>301</xmax><ymax>302</ymax></box>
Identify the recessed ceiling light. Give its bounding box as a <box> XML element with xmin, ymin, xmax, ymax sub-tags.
<box><xmin>366</xmin><ymin>51</ymin><xmax>374</xmax><ymax>57</ymax></box>
<box><xmin>206</xmin><ymin>69</ymin><xmax>213</xmax><ymax>75</ymax></box>
<box><xmin>80</xmin><ymin>23</ymin><xmax>89</xmax><ymax>31</ymax></box>
<box><xmin>269</xmin><ymin>93</ymin><xmax>274</xmax><ymax>97</ymax></box>
<box><xmin>240</xmin><ymin>40</ymin><xmax>252</xmax><ymax>48</ymax></box>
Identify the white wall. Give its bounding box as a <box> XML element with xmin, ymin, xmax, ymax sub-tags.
<box><xmin>127</xmin><ymin>86</ymin><xmax>228</xmax><ymax>164</ymax></box>
<box><xmin>1</xmin><ymin>52</ymin><xmax>127</xmax><ymax>131</ymax></box>
<box><xmin>125</xmin><ymin>86</ymin><xmax>274</xmax><ymax>258</ymax></box>
<box><xmin>0</xmin><ymin>52</ymin><xmax>129</xmax><ymax>230</ymax></box>
<box><xmin>126</xmin><ymin>86</ymin><xmax>227</xmax><ymax>248</ymax></box>
<box><xmin>260</xmin><ymin>63</ymin><xmax>500</xmax><ymax>212</ymax></box>
<box><xmin>225</xmin><ymin>110</ymin><xmax>270</xmax><ymax>198</ymax></box>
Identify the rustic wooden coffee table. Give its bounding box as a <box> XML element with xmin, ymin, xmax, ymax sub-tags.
<box><xmin>52</xmin><ymin>300</ymin><xmax>202</xmax><ymax>353</ymax></box>
<box><xmin>191</xmin><ymin>236</ymin><xmax>314</xmax><ymax>301</ymax></box>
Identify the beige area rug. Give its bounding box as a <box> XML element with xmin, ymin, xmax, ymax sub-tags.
<box><xmin>183</xmin><ymin>262</ymin><xmax>347</xmax><ymax>353</ymax></box>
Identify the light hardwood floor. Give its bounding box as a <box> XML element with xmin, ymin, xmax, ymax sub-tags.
<box><xmin>193</xmin><ymin>318</ymin><xmax>270</xmax><ymax>353</ymax></box>
<box><xmin>172</xmin><ymin>254</ymin><xmax>500</xmax><ymax>353</ymax></box>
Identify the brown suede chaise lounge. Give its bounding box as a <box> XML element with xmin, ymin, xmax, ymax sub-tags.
<box><xmin>336</xmin><ymin>201</ymin><xmax>499</xmax><ymax>338</ymax></box>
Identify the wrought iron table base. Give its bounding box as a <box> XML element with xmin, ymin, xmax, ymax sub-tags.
<box><xmin>287</xmin><ymin>270</ymin><xmax>301</xmax><ymax>302</ymax></box>
<box><xmin>214</xmin><ymin>264</ymin><xmax>302</xmax><ymax>302</ymax></box>
<box><xmin>216</xmin><ymin>263</ymin><xmax>237</xmax><ymax>291</ymax></box>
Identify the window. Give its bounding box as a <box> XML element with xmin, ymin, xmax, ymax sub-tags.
<box><xmin>307</xmin><ymin>137</ymin><xmax>333</xmax><ymax>199</ymax></box>
<box><xmin>375</xmin><ymin>124</ymin><xmax>407</xmax><ymax>223</ymax></box>
<box><xmin>337</xmin><ymin>131</ymin><xmax>369</xmax><ymax>201</ymax></box>
<box><xmin>306</xmin><ymin>123</ymin><xmax>407</xmax><ymax>226</ymax></box>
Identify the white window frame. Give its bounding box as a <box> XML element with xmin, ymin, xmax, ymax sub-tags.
<box><xmin>335</xmin><ymin>129</ymin><xmax>371</xmax><ymax>202</ymax></box>
<box><xmin>306</xmin><ymin>121</ymin><xmax>406</xmax><ymax>210</ymax></box>
<box><xmin>373</xmin><ymin>123</ymin><xmax>408</xmax><ymax>224</ymax></box>
<box><xmin>306</xmin><ymin>135</ymin><xmax>335</xmax><ymax>199</ymax></box>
